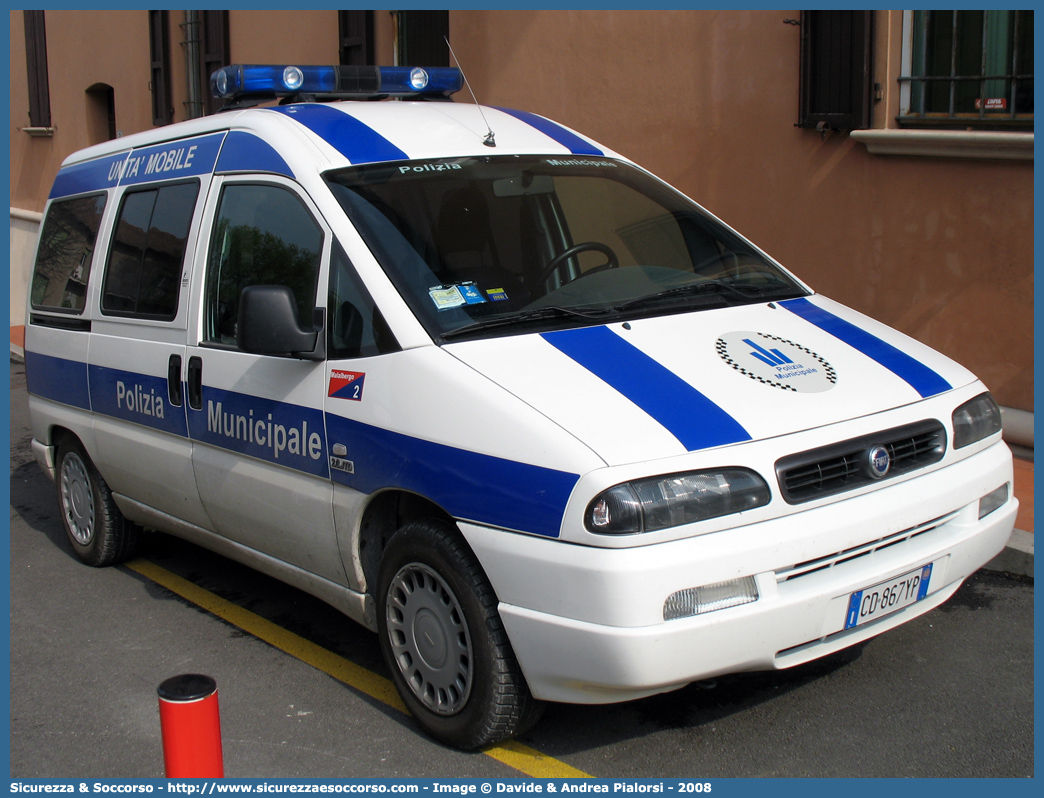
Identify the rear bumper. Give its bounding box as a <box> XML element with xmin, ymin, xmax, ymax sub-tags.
<box><xmin>462</xmin><ymin>441</ymin><xmax>1016</xmax><ymax>703</ymax></box>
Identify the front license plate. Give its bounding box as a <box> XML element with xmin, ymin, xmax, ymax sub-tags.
<box><xmin>844</xmin><ymin>564</ymin><xmax>933</xmax><ymax>630</ymax></box>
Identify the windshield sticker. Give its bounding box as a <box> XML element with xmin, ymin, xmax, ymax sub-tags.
<box><xmin>429</xmin><ymin>285</ymin><xmax>466</xmax><ymax>310</ymax></box>
<box><xmin>429</xmin><ymin>283</ymin><xmax>488</xmax><ymax>309</ymax></box>
<box><xmin>329</xmin><ymin>370</ymin><xmax>366</xmax><ymax>401</ymax></box>
<box><xmin>717</xmin><ymin>331</ymin><xmax>837</xmax><ymax>393</ymax></box>
<box><xmin>486</xmin><ymin>288</ymin><xmax>509</xmax><ymax>302</ymax></box>
<box><xmin>459</xmin><ymin>284</ymin><xmax>487</xmax><ymax>305</ymax></box>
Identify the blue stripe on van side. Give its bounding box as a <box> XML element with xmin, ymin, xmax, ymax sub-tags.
<box><xmin>187</xmin><ymin>385</ymin><xmax>330</xmax><ymax>479</ymax></box>
<box><xmin>216</xmin><ymin>130</ymin><xmax>294</xmax><ymax>177</ymax></box>
<box><xmin>269</xmin><ymin>105</ymin><xmax>409</xmax><ymax>164</ymax></box>
<box><xmin>88</xmin><ymin>364</ymin><xmax>188</xmax><ymax>438</ymax></box>
<box><xmin>541</xmin><ymin>326</ymin><xmax>751</xmax><ymax>452</ymax></box>
<box><xmin>49</xmin><ymin>132</ymin><xmax>227</xmax><ymax>198</ymax></box>
<box><xmin>49</xmin><ymin>153</ymin><xmax>129</xmax><ymax>199</ymax></box>
<box><xmin>26</xmin><ymin>351</ymin><xmax>575</xmax><ymax>535</ymax></box>
<box><xmin>25</xmin><ymin>351</ymin><xmax>91</xmax><ymax>409</ymax></box>
<box><xmin>325</xmin><ymin>414</ymin><xmax>578</xmax><ymax>538</ymax></box>
<box><xmin>780</xmin><ymin>297</ymin><xmax>952</xmax><ymax>398</ymax></box>
<box><xmin>118</xmin><ymin>132</ymin><xmax>225</xmax><ymax>186</ymax></box>
<box><xmin>494</xmin><ymin>107</ymin><xmax>604</xmax><ymax>156</ymax></box>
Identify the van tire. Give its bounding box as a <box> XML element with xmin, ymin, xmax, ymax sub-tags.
<box><xmin>55</xmin><ymin>438</ymin><xmax>140</xmax><ymax>567</ymax></box>
<box><xmin>376</xmin><ymin>519</ymin><xmax>544</xmax><ymax>750</ymax></box>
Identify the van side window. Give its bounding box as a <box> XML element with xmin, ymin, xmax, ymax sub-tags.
<box><xmin>204</xmin><ymin>183</ymin><xmax>323</xmax><ymax>346</ymax></box>
<box><xmin>30</xmin><ymin>193</ymin><xmax>107</xmax><ymax>313</ymax></box>
<box><xmin>101</xmin><ymin>181</ymin><xmax>199</xmax><ymax>320</ymax></box>
<box><xmin>328</xmin><ymin>242</ymin><xmax>400</xmax><ymax>359</ymax></box>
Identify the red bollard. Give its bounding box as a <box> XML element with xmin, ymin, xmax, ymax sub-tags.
<box><xmin>157</xmin><ymin>674</ymin><xmax>225</xmax><ymax>777</ymax></box>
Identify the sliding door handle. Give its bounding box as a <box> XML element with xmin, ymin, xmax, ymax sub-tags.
<box><xmin>187</xmin><ymin>356</ymin><xmax>203</xmax><ymax>411</ymax></box>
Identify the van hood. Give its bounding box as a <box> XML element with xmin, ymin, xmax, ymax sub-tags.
<box><xmin>444</xmin><ymin>295</ymin><xmax>978</xmax><ymax>466</ymax></box>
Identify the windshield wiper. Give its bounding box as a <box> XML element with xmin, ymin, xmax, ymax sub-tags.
<box><xmin>440</xmin><ymin>305</ymin><xmax>612</xmax><ymax>341</ymax></box>
<box><xmin>613</xmin><ymin>279</ymin><xmax>799</xmax><ymax>313</ymax></box>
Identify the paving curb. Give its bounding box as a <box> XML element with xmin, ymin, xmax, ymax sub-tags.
<box><xmin>983</xmin><ymin>528</ymin><xmax>1034</xmax><ymax>579</ymax></box>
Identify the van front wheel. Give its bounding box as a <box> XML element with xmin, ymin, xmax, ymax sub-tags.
<box><xmin>55</xmin><ymin>438</ymin><xmax>139</xmax><ymax>567</ymax></box>
<box><xmin>376</xmin><ymin>519</ymin><xmax>543</xmax><ymax>749</ymax></box>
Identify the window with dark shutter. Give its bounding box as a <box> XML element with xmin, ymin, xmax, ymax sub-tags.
<box><xmin>150</xmin><ymin>10</ymin><xmax>173</xmax><ymax>126</ymax></box>
<box><xmin>339</xmin><ymin>10</ymin><xmax>374</xmax><ymax>66</ymax></box>
<box><xmin>798</xmin><ymin>10</ymin><xmax>874</xmax><ymax>131</ymax></box>
<box><xmin>199</xmin><ymin>10</ymin><xmax>230</xmax><ymax>116</ymax></box>
<box><xmin>24</xmin><ymin>10</ymin><xmax>51</xmax><ymax>130</ymax></box>
<box><xmin>397</xmin><ymin>10</ymin><xmax>450</xmax><ymax>66</ymax></box>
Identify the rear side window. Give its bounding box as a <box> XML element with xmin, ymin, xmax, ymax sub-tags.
<box><xmin>31</xmin><ymin>193</ymin><xmax>107</xmax><ymax>313</ymax></box>
<box><xmin>101</xmin><ymin>181</ymin><xmax>199</xmax><ymax>320</ymax></box>
<box><xmin>204</xmin><ymin>183</ymin><xmax>323</xmax><ymax>346</ymax></box>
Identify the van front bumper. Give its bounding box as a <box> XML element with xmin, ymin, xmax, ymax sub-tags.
<box><xmin>460</xmin><ymin>441</ymin><xmax>1016</xmax><ymax>704</ymax></box>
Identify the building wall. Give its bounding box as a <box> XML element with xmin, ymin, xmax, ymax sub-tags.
<box><xmin>228</xmin><ymin>11</ymin><xmax>340</xmax><ymax>66</ymax></box>
<box><xmin>9</xmin><ymin>9</ymin><xmax>1033</xmax><ymax>412</ymax></box>
<box><xmin>11</xmin><ymin>10</ymin><xmax>153</xmax><ymax>212</ymax></box>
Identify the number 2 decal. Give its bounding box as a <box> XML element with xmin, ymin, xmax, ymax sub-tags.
<box><xmin>328</xmin><ymin>370</ymin><xmax>366</xmax><ymax>402</ymax></box>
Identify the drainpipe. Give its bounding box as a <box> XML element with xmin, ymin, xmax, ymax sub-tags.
<box><xmin>181</xmin><ymin>11</ymin><xmax>203</xmax><ymax>120</ymax></box>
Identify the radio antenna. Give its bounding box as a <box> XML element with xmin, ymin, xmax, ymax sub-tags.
<box><xmin>444</xmin><ymin>36</ymin><xmax>496</xmax><ymax>147</ymax></box>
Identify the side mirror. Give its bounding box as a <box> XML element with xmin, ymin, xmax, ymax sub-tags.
<box><xmin>236</xmin><ymin>285</ymin><xmax>325</xmax><ymax>360</ymax></box>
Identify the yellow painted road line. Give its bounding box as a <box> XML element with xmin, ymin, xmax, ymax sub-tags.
<box><xmin>483</xmin><ymin>739</ymin><xmax>591</xmax><ymax>778</ymax></box>
<box><xmin>125</xmin><ymin>558</ymin><xmax>592</xmax><ymax>778</ymax></box>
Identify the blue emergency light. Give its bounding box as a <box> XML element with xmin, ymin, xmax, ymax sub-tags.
<box><xmin>210</xmin><ymin>64</ymin><xmax>464</xmax><ymax>104</ymax></box>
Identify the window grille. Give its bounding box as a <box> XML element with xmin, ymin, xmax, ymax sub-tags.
<box><xmin>900</xmin><ymin>10</ymin><xmax>1033</xmax><ymax>128</ymax></box>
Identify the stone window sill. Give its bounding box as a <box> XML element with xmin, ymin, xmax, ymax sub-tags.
<box><xmin>850</xmin><ymin>129</ymin><xmax>1033</xmax><ymax>161</ymax></box>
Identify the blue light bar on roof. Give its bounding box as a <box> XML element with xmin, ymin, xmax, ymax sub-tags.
<box><xmin>210</xmin><ymin>64</ymin><xmax>463</xmax><ymax>101</ymax></box>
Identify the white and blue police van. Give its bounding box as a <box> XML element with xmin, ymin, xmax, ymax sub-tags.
<box><xmin>25</xmin><ymin>64</ymin><xmax>1016</xmax><ymax>749</ymax></box>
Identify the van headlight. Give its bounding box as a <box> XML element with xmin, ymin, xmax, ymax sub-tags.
<box><xmin>952</xmin><ymin>393</ymin><xmax>1002</xmax><ymax>449</ymax></box>
<box><xmin>585</xmin><ymin>468</ymin><xmax>770</xmax><ymax>535</ymax></box>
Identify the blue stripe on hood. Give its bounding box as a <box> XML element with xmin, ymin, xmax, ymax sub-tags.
<box><xmin>542</xmin><ymin>326</ymin><xmax>751</xmax><ymax>452</ymax></box>
<box><xmin>781</xmin><ymin>297</ymin><xmax>952</xmax><ymax>398</ymax></box>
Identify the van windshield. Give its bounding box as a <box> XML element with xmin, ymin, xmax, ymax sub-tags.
<box><xmin>326</xmin><ymin>156</ymin><xmax>807</xmax><ymax>341</ymax></box>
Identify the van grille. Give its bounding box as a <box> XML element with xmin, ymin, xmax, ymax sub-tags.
<box><xmin>775</xmin><ymin>420</ymin><xmax>946</xmax><ymax>504</ymax></box>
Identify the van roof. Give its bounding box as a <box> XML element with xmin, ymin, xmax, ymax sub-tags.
<box><xmin>56</xmin><ymin>100</ymin><xmax>620</xmax><ymax>178</ymax></box>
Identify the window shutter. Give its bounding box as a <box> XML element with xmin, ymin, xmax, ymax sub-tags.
<box><xmin>798</xmin><ymin>10</ymin><xmax>874</xmax><ymax>130</ymax></box>
<box><xmin>397</xmin><ymin>11</ymin><xmax>450</xmax><ymax>66</ymax></box>
<box><xmin>24</xmin><ymin>10</ymin><xmax>51</xmax><ymax>129</ymax></box>
<box><xmin>339</xmin><ymin>10</ymin><xmax>374</xmax><ymax>66</ymax></box>
<box><xmin>149</xmin><ymin>11</ymin><xmax>172</xmax><ymax>126</ymax></box>
<box><xmin>199</xmin><ymin>10</ymin><xmax>229</xmax><ymax>116</ymax></box>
